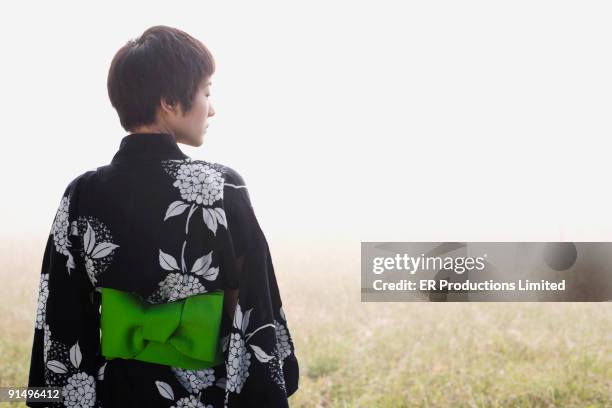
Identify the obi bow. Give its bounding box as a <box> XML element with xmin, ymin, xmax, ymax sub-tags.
<box><xmin>100</xmin><ymin>287</ymin><xmax>225</xmax><ymax>369</ymax></box>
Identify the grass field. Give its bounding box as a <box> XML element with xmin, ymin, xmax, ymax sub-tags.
<box><xmin>1</xmin><ymin>237</ymin><xmax>611</xmax><ymax>407</ymax></box>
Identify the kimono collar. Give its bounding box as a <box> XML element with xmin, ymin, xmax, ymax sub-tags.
<box><xmin>111</xmin><ymin>133</ymin><xmax>190</xmax><ymax>164</ymax></box>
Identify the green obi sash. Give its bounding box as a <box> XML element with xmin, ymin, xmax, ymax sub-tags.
<box><xmin>100</xmin><ymin>287</ymin><xmax>225</xmax><ymax>369</ymax></box>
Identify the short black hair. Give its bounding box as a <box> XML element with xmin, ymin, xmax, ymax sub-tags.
<box><xmin>107</xmin><ymin>25</ymin><xmax>216</xmax><ymax>131</ymax></box>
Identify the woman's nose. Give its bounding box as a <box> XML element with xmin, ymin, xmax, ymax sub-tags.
<box><xmin>208</xmin><ymin>104</ymin><xmax>215</xmax><ymax>117</ymax></box>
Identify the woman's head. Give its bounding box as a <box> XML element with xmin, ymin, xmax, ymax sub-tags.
<box><xmin>107</xmin><ymin>25</ymin><xmax>215</xmax><ymax>147</ymax></box>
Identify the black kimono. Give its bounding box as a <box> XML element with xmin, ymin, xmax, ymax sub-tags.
<box><xmin>27</xmin><ymin>133</ymin><xmax>299</xmax><ymax>407</ymax></box>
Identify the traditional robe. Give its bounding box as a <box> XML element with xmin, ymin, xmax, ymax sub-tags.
<box><xmin>27</xmin><ymin>132</ymin><xmax>299</xmax><ymax>407</ymax></box>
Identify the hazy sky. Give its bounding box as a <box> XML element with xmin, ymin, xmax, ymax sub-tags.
<box><xmin>2</xmin><ymin>1</ymin><xmax>612</xmax><ymax>243</ymax></box>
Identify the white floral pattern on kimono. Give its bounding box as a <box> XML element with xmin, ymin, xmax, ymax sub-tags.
<box><xmin>155</xmin><ymin>380</ymin><xmax>216</xmax><ymax>408</ymax></box>
<box><xmin>72</xmin><ymin>217</ymin><xmax>119</xmax><ymax>286</ymax></box>
<box><xmin>46</xmin><ymin>349</ymin><xmax>98</xmax><ymax>408</ymax></box>
<box><xmin>161</xmin><ymin>158</ymin><xmax>227</xmax><ymax>236</ymax></box>
<box><xmin>51</xmin><ymin>196</ymin><xmax>74</xmax><ymax>273</ymax></box>
<box><xmin>35</xmin><ymin>274</ymin><xmax>49</xmax><ymax>330</ymax></box>
<box><xmin>172</xmin><ymin>367</ymin><xmax>215</xmax><ymax>394</ymax></box>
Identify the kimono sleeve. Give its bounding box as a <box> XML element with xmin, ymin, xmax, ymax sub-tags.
<box><xmin>219</xmin><ymin>168</ymin><xmax>255</xmax><ymax>290</ymax></box>
<box><xmin>27</xmin><ymin>177</ymin><xmax>105</xmax><ymax>408</ymax></box>
<box><xmin>220</xmin><ymin>166</ymin><xmax>300</xmax><ymax>407</ymax></box>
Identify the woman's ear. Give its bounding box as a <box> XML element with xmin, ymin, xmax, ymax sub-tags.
<box><xmin>160</xmin><ymin>96</ymin><xmax>183</xmax><ymax>118</ymax></box>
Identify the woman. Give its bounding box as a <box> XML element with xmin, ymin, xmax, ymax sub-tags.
<box><xmin>27</xmin><ymin>25</ymin><xmax>299</xmax><ymax>407</ymax></box>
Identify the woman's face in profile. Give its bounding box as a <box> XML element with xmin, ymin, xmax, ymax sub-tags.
<box><xmin>173</xmin><ymin>77</ymin><xmax>215</xmax><ymax>147</ymax></box>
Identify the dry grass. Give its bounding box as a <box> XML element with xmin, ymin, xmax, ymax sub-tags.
<box><xmin>1</xmin><ymin>237</ymin><xmax>611</xmax><ymax>407</ymax></box>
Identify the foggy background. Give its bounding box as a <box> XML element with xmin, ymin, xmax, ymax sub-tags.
<box><xmin>2</xmin><ymin>1</ymin><xmax>612</xmax><ymax>244</ymax></box>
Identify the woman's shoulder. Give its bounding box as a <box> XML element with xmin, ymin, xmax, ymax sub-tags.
<box><xmin>59</xmin><ymin>168</ymin><xmax>99</xmax><ymax>197</ymax></box>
